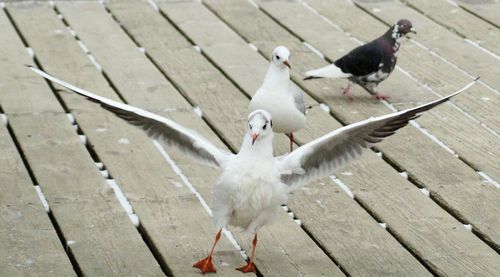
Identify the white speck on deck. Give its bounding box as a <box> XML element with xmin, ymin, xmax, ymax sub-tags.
<box><xmin>419</xmin><ymin>188</ymin><xmax>430</xmax><ymax>197</ymax></box>
<box><xmin>331</xmin><ymin>175</ymin><xmax>354</xmax><ymax>198</ymax></box>
<box><xmin>95</xmin><ymin>162</ymin><xmax>104</xmax><ymax>170</ymax></box>
<box><xmin>463</xmin><ymin>224</ymin><xmax>472</xmax><ymax>231</ymax></box>
<box><xmin>118</xmin><ymin>138</ymin><xmax>130</xmax><ymax>145</ymax></box>
<box><xmin>34</xmin><ymin>185</ymin><xmax>50</xmax><ymax>212</ymax></box>
<box><xmin>96</xmin><ymin>127</ymin><xmax>107</xmax><ymax>132</ymax></box>
<box><xmin>1</xmin><ymin>114</ymin><xmax>7</xmax><ymax>126</ymax></box>
<box><xmin>78</xmin><ymin>135</ymin><xmax>87</xmax><ymax>145</ymax></box>
<box><xmin>247</xmin><ymin>43</ymin><xmax>258</xmax><ymax>51</ymax></box>
<box><xmin>399</xmin><ymin>171</ymin><xmax>408</xmax><ymax>179</ymax></box>
<box><xmin>319</xmin><ymin>103</ymin><xmax>330</xmax><ymax>113</ymax></box>
<box><xmin>193</xmin><ymin>106</ymin><xmax>203</xmax><ymax>117</ymax></box>
<box><xmin>100</xmin><ymin>170</ymin><xmax>109</xmax><ymax>179</ymax></box>
<box><xmin>193</xmin><ymin>45</ymin><xmax>202</xmax><ymax>53</ymax></box>
<box><xmin>65</xmin><ymin>113</ymin><xmax>75</xmax><ymax>124</ymax></box>
<box><xmin>303</xmin><ymin>42</ymin><xmax>325</xmax><ymax>59</ymax></box>
<box><xmin>147</xmin><ymin>0</ymin><xmax>160</xmax><ymax>12</ymax></box>
<box><xmin>341</xmin><ymin>171</ymin><xmax>353</xmax><ymax>176</ymax></box>
<box><xmin>478</xmin><ymin>171</ymin><xmax>500</xmax><ymax>188</ymax></box>
<box><xmin>379</xmin><ymin>223</ymin><xmax>387</xmax><ymax>229</ymax></box>
<box><xmin>25</xmin><ymin>47</ymin><xmax>34</xmax><ymax>58</ymax></box>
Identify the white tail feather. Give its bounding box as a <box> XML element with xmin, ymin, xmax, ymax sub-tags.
<box><xmin>305</xmin><ymin>64</ymin><xmax>351</xmax><ymax>79</ymax></box>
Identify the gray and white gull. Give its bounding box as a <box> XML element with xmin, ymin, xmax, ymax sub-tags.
<box><xmin>249</xmin><ymin>46</ymin><xmax>306</xmax><ymax>152</ymax></box>
<box><xmin>29</xmin><ymin>66</ymin><xmax>477</xmax><ymax>274</ymax></box>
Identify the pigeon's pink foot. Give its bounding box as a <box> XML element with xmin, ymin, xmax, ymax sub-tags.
<box><xmin>236</xmin><ymin>261</ymin><xmax>256</xmax><ymax>273</ymax></box>
<box><xmin>193</xmin><ymin>256</ymin><xmax>216</xmax><ymax>274</ymax></box>
<box><xmin>342</xmin><ymin>87</ymin><xmax>353</xmax><ymax>100</ymax></box>
<box><xmin>373</xmin><ymin>93</ymin><xmax>390</xmax><ymax>100</ymax></box>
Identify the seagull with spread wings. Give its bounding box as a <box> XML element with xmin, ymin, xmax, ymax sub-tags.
<box><xmin>29</xmin><ymin>66</ymin><xmax>477</xmax><ymax>274</ymax></box>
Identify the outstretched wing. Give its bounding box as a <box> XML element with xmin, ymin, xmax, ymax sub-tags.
<box><xmin>29</xmin><ymin>66</ymin><xmax>232</xmax><ymax>167</ymax></box>
<box><xmin>278</xmin><ymin>78</ymin><xmax>478</xmax><ymax>190</ymax></box>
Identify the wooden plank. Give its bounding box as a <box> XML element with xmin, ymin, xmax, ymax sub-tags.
<box><xmin>406</xmin><ymin>0</ymin><xmax>500</xmax><ymax>50</ymax></box>
<box><xmin>304</xmin><ymin>0</ymin><xmax>500</xmax><ymax>135</ymax></box>
<box><xmin>0</xmin><ymin>121</ymin><xmax>75</xmax><ymax>276</ymax></box>
<box><xmin>1</xmin><ymin>5</ymin><xmax>164</xmax><ymax>276</ymax></box>
<box><xmin>456</xmin><ymin>0</ymin><xmax>500</xmax><ymax>28</ymax></box>
<box><xmin>7</xmin><ymin>2</ymin><xmax>246</xmax><ymax>276</ymax></box>
<box><xmin>202</xmin><ymin>0</ymin><xmax>500</xmax><ymax>273</ymax></box>
<box><xmin>78</xmin><ymin>1</ymin><xmax>347</xmax><ymax>275</ymax></box>
<box><xmin>403</xmin><ymin>0</ymin><xmax>499</xmax><ymax>55</ymax></box>
<box><xmin>351</xmin><ymin>0</ymin><xmax>500</xmax><ymax>97</ymax></box>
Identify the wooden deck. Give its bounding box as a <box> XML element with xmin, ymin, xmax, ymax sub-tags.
<box><xmin>0</xmin><ymin>0</ymin><xmax>499</xmax><ymax>276</ymax></box>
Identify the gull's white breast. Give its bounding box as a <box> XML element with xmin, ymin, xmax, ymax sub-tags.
<box><xmin>213</xmin><ymin>156</ymin><xmax>288</xmax><ymax>232</ymax></box>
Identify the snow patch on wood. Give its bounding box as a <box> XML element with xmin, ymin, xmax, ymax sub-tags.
<box><xmin>34</xmin><ymin>185</ymin><xmax>50</xmax><ymax>212</ymax></box>
<box><xmin>330</xmin><ymin>175</ymin><xmax>354</xmax><ymax>198</ymax></box>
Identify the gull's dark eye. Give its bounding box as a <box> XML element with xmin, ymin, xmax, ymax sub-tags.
<box><xmin>402</xmin><ymin>24</ymin><xmax>407</xmax><ymax>28</ymax></box>
<box><xmin>263</xmin><ymin>124</ymin><xmax>267</xmax><ymax>130</ymax></box>
<box><xmin>276</xmin><ymin>55</ymin><xmax>280</xmax><ymax>60</ymax></box>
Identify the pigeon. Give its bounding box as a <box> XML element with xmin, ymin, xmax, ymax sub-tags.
<box><xmin>249</xmin><ymin>46</ymin><xmax>307</xmax><ymax>152</ymax></box>
<box><xmin>304</xmin><ymin>19</ymin><xmax>416</xmax><ymax>100</ymax></box>
<box><xmin>29</xmin><ymin>66</ymin><xmax>477</xmax><ymax>274</ymax></box>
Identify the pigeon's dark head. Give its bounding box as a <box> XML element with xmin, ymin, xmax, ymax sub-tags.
<box><xmin>394</xmin><ymin>19</ymin><xmax>416</xmax><ymax>37</ymax></box>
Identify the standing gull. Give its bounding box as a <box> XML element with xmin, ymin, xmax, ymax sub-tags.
<box><xmin>29</xmin><ymin>66</ymin><xmax>477</xmax><ymax>274</ymax></box>
<box><xmin>249</xmin><ymin>46</ymin><xmax>306</xmax><ymax>152</ymax></box>
<box><xmin>304</xmin><ymin>19</ymin><xmax>416</xmax><ymax>100</ymax></box>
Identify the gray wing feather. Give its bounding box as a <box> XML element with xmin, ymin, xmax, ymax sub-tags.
<box><xmin>290</xmin><ymin>83</ymin><xmax>306</xmax><ymax>114</ymax></box>
<box><xmin>278</xmin><ymin>78</ymin><xmax>478</xmax><ymax>190</ymax></box>
<box><xmin>29</xmin><ymin>66</ymin><xmax>230</xmax><ymax>168</ymax></box>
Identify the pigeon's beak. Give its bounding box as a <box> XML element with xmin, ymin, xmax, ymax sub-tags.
<box><xmin>410</xmin><ymin>27</ymin><xmax>417</xmax><ymax>34</ymax></box>
<box><xmin>251</xmin><ymin>133</ymin><xmax>259</xmax><ymax>145</ymax></box>
<box><xmin>283</xmin><ymin>60</ymin><xmax>291</xmax><ymax>69</ymax></box>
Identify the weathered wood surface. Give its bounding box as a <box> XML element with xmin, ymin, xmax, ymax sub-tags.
<box><xmin>0</xmin><ymin>121</ymin><xmax>75</xmax><ymax>276</ymax></box>
<box><xmin>2</xmin><ymin>5</ymin><xmax>164</xmax><ymax>276</ymax></box>
<box><xmin>1</xmin><ymin>0</ymin><xmax>499</xmax><ymax>276</ymax></box>
<box><xmin>403</xmin><ymin>0</ymin><xmax>499</xmax><ymax>55</ymax></box>
<box><xmin>455</xmin><ymin>0</ymin><xmax>500</xmax><ymax>28</ymax></box>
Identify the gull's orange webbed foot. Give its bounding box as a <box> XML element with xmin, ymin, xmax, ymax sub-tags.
<box><xmin>193</xmin><ymin>256</ymin><xmax>216</xmax><ymax>274</ymax></box>
<box><xmin>236</xmin><ymin>261</ymin><xmax>256</xmax><ymax>273</ymax></box>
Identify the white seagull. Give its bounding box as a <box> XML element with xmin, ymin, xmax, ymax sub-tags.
<box><xmin>29</xmin><ymin>66</ymin><xmax>477</xmax><ymax>274</ymax></box>
<box><xmin>249</xmin><ymin>46</ymin><xmax>307</xmax><ymax>152</ymax></box>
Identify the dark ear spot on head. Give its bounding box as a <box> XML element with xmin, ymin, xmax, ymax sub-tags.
<box><xmin>270</xmin><ymin>120</ymin><xmax>273</xmax><ymax>127</ymax></box>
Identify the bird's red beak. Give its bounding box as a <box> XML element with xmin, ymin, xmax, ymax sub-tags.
<box><xmin>251</xmin><ymin>133</ymin><xmax>259</xmax><ymax>145</ymax></box>
<box><xmin>283</xmin><ymin>60</ymin><xmax>291</xmax><ymax>69</ymax></box>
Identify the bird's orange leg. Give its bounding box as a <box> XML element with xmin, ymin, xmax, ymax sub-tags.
<box><xmin>193</xmin><ymin>229</ymin><xmax>222</xmax><ymax>274</ymax></box>
<box><xmin>236</xmin><ymin>233</ymin><xmax>258</xmax><ymax>273</ymax></box>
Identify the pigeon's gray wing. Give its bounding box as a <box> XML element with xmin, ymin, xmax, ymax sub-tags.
<box><xmin>277</xmin><ymin>79</ymin><xmax>478</xmax><ymax>190</ymax></box>
<box><xmin>290</xmin><ymin>83</ymin><xmax>306</xmax><ymax>115</ymax></box>
<box><xmin>29</xmin><ymin>66</ymin><xmax>232</xmax><ymax>168</ymax></box>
